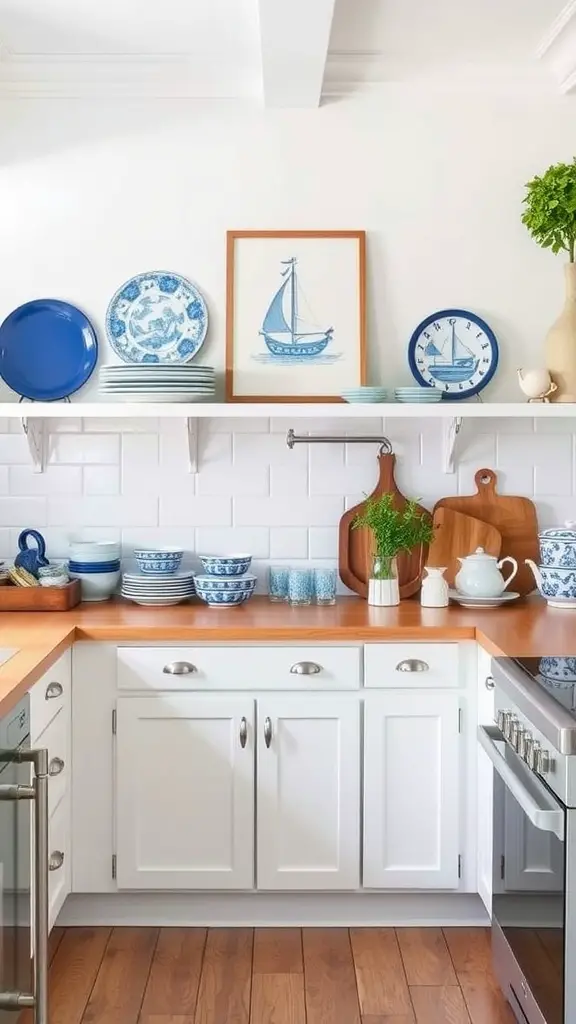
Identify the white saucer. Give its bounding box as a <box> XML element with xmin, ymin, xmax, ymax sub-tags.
<box><xmin>448</xmin><ymin>590</ymin><xmax>520</xmax><ymax>609</ymax></box>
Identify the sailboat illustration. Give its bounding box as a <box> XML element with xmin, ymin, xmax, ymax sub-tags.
<box><xmin>260</xmin><ymin>258</ymin><xmax>334</xmax><ymax>358</ymax></box>
<box><xmin>425</xmin><ymin>323</ymin><xmax>479</xmax><ymax>383</ymax></box>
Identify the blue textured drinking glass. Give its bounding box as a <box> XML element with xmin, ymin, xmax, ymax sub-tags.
<box><xmin>268</xmin><ymin>565</ymin><xmax>289</xmax><ymax>602</ymax></box>
<box><xmin>288</xmin><ymin>568</ymin><xmax>312</xmax><ymax>606</ymax></box>
<box><xmin>314</xmin><ymin>567</ymin><xmax>337</xmax><ymax>605</ymax></box>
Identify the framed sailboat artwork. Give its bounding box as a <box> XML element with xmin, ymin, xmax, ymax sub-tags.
<box><xmin>226</xmin><ymin>230</ymin><xmax>366</xmax><ymax>401</ymax></box>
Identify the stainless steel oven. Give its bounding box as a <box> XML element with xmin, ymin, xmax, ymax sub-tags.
<box><xmin>0</xmin><ymin>696</ymin><xmax>49</xmax><ymax>1024</ymax></box>
<box><xmin>480</xmin><ymin>657</ymin><xmax>576</xmax><ymax>1024</ymax></box>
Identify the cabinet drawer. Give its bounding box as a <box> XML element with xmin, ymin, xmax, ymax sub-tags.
<box><xmin>48</xmin><ymin>796</ymin><xmax>71</xmax><ymax>930</ymax></box>
<box><xmin>30</xmin><ymin>651</ymin><xmax>70</xmax><ymax>743</ymax></box>
<box><xmin>364</xmin><ymin>643</ymin><xmax>459</xmax><ymax>688</ymax></box>
<box><xmin>35</xmin><ymin>706</ymin><xmax>70</xmax><ymax>818</ymax></box>
<box><xmin>117</xmin><ymin>646</ymin><xmax>361</xmax><ymax>691</ymax></box>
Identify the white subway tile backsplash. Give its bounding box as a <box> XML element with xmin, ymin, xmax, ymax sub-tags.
<box><xmin>8</xmin><ymin>465</ymin><xmax>81</xmax><ymax>496</ymax></box>
<box><xmin>159</xmin><ymin>495</ymin><xmax>232</xmax><ymax>527</ymax></box>
<box><xmin>83</xmin><ymin>465</ymin><xmax>121</xmax><ymax>496</ymax></box>
<box><xmin>269</xmin><ymin>527</ymin><xmax>308</xmax><ymax>559</ymax></box>
<box><xmin>48</xmin><ymin>495</ymin><xmax>158</xmax><ymax>527</ymax></box>
<box><xmin>0</xmin><ymin>414</ymin><xmax>572</xmax><ymax>579</ymax></box>
<box><xmin>50</xmin><ymin>433</ymin><xmax>120</xmax><ymax>465</ymax></box>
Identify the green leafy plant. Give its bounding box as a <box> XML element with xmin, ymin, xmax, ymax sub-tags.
<box><xmin>352</xmin><ymin>493</ymin><xmax>434</xmax><ymax>580</ymax></box>
<box><xmin>522</xmin><ymin>159</ymin><xmax>576</xmax><ymax>263</ymax></box>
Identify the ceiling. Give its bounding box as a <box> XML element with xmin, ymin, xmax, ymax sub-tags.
<box><xmin>0</xmin><ymin>0</ymin><xmax>573</xmax><ymax>103</ymax></box>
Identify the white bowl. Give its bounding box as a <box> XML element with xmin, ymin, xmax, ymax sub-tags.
<box><xmin>69</xmin><ymin>541</ymin><xmax>121</xmax><ymax>563</ymax></box>
<box><xmin>69</xmin><ymin>568</ymin><xmax>121</xmax><ymax>602</ymax></box>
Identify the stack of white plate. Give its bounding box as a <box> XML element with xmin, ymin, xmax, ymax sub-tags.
<box><xmin>121</xmin><ymin>570</ymin><xmax>195</xmax><ymax>606</ymax></box>
<box><xmin>99</xmin><ymin>365</ymin><xmax>215</xmax><ymax>403</ymax></box>
<box><xmin>394</xmin><ymin>386</ymin><xmax>443</xmax><ymax>403</ymax></box>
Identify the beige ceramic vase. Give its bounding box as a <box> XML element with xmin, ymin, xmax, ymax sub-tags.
<box><xmin>546</xmin><ymin>263</ymin><xmax>576</xmax><ymax>402</ymax></box>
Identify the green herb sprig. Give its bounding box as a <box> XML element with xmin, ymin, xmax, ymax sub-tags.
<box><xmin>352</xmin><ymin>493</ymin><xmax>434</xmax><ymax>580</ymax></box>
<box><xmin>522</xmin><ymin>159</ymin><xmax>576</xmax><ymax>264</ymax></box>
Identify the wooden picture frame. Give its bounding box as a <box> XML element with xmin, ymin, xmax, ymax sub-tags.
<box><xmin>226</xmin><ymin>230</ymin><xmax>366</xmax><ymax>402</ymax></box>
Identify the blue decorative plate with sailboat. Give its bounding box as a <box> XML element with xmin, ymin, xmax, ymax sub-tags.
<box><xmin>105</xmin><ymin>271</ymin><xmax>208</xmax><ymax>364</ymax></box>
<box><xmin>408</xmin><ymin>309</ymin><xmax>498</xmax><ymax>400</ymax></box>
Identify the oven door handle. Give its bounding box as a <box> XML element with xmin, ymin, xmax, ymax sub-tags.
<box><xmin>478</xmin><ymin>725</ymin><xmax>565</xmax><ymax>842</ymax></box>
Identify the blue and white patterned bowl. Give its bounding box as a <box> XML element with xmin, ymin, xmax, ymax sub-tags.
<box><xmin>198</xmin><ymin>554</ymin><xmax>252</xmax><ymax>577</ymax></box>
<box><xmin>194</xmin><ymin>574</ymin><xmax>257</xmax><ymax>607</ymax></box>
<box><xmin>538</xmin><ymin>657</ymin><xmax>576</xmax><ymax>683</ymax></box>
<box><xmin>133</xmin><ymin>548</ymin><xmax>183</xmax><ymax>575</ymax></box>
<box><xmin>535</xmin><ymin>565</ymin><xmax>576</xmax><ymax>600</ymax></box>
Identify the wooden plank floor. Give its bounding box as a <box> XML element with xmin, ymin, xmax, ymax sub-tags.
<box><xmin>45</xmin><ymin>927</ymin><xmax>517</xmax><ymax>1024</ymax></box>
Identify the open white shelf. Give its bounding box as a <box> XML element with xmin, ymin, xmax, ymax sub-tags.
<box><xmin>4</xmin><ymin>401</ymin><xmax>576</xmax><ymax>418</ymax></box>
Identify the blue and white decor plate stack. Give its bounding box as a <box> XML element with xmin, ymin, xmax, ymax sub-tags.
<box><xmin>106</xmin><ymin>271</ymin><xmax>208</xmax><ymax>365</ymax></box>
<box><xmin>121</xmin><ymin>570</ymin><xmax>195</xmax><ymax>606</ymax></box>
<box><xmin>341</xmin><ymin>387</ymin><xmax>388</xmax><ymax>404</ymax></box>
<box><xmin>99</xmin><ymin>364</ymin><xmax>215</xmax><ymax>402</ymax></box>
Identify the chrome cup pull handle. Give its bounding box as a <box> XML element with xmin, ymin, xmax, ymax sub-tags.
<box><xmin>264</xmin><ymin>717</ymin><xmax>272</xmax><ymax>749</ymax></box>
<box><xmin>290</xmin><ymin>661</ymin><xmax>322</xmax><ymax>675</ymax></box>
<box><xmin>45</xmin><ymin>681</ymin><xmax>63</xmax><ymax>700</ymax></box>
<box><xmin>239</xmin><ymin>717</ymin><xmax>248</xmax><ymax>749</ymax></box>
<box><xmin>49</xmin><ymin>851</ymin><xmax>64</xmax><ymax>872</ymax></box>
<box><xmin>163</xmin><ymin>661</ymin><xmax>197</xmax><ymax>676</ymax></box>
<box><xmin>48</xmin><ymin>757</ymin><xmax>65</xmax><ymax>776</ymax></box>
<box><xmin>395</xmin><ymin>659</ymin><xmax>429</xmax><ymax>673</ymax></box>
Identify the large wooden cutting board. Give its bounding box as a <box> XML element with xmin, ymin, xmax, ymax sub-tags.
<box><xmin>433</xmin><ymin>468</ymin><xmax>539</xmax><ymax>596</ymax></box>
<box><xmin>338</xmin><ymin>452</ymin><xmax>431</xmax><ymax>599</ymax></box>
<box><xmin>427</xmin><ymin>507</ymin><xmax>502</xmax><ymax>586</ymax></box>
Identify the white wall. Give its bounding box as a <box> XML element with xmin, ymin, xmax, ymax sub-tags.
<box><xmin>0</xmin><ymin>90</ymin><xmax>574</xmax><ymax>401</ymax></box>
<box><xmin>0</xmin><ymin>415</ymin><xmax>573</xmax><ymax>590</ymax></box>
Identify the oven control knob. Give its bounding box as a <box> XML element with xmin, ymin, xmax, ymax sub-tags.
<box><xmin>523</xmin><ymin>734</ymin><xmax>534</xmax><ymax>765</ymax></box>
<box><xmin>497</xmin><ymin>709</ymin><xmax>513</xmax><ymax>736</ymax></box>
<box><xmin>529</xmin><ymin>741</ymin><xmax>541</xmax><ymax>772</ymax></box>
<box><xmin>536</xmin><ymin>747</ymin><xmax>552</xmax><ymax>774</ymax></box>
<box><xmin>508</xmin><ymin>716</ymin><xmax>520</xmax><ymax>746</ymax></box>
<box><xmin>516</xmin><ymin>727</ymin><xmax>531</xmax><ymax>758</ymax></box>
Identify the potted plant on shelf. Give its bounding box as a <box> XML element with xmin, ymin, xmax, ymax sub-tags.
<box><xmin>522</xmin><ymin>158</ymin><xmax>576</xmax><ymax>402</ymax></box>
<box><xmin>352</xmin><ymin>493</ymin><xmax>434</xmax><ymax>606</ymax></box>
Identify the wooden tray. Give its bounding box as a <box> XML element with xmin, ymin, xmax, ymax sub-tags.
<box><xmin>427</xmin><ymin>507</ymin><xmax>502</xmax><ymax>586</ymax></box>
<box><xmin>0</xmin><ymin>580</ymin><xmax>81</xmax><ymax>611</ymax></box>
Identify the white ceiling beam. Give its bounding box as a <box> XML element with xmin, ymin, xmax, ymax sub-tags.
<box><xmin>258</xmin><ymin>0</ymin><xmax>336</xmax><ymax>107</ymax></box>
<box><xmin>537</xmin><ymin>0</ymin><xmax>576</xmax><ymax>94</ymax></box>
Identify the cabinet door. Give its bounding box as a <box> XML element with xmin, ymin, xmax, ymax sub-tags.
<box><xmin>364</xmin><ymin>692</ymin><xmax>460</xmax><ymax>889</ymax></box>
<box><xmin>257</xmin><ymin>695</ymin><xmax>360</xmax><ymax>890</ymax></box>
<box><xmin>477</xmin><ymin>645</ymin><xmax>494</xmax><ymax>916</ymax></box>
<box><xmin>115</xmin><ymin>696</ymin><xmax>254</xmax><ymax>890</ymax></box>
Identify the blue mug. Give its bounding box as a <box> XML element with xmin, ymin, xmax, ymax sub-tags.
<box><xmin>15</xmin><ymin>528</ymin><xmax>49</xmax><ymax>577</ymax></box>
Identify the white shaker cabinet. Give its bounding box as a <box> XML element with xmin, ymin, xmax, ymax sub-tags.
<box><xmin>363</xmin><ymin>691</ymin><xmax>460</xmax><ymax>889</ymax></box>
<box><xmin>115</xmin><ymin>695</ymin><xmax>255</xmax><ymax>890</ymax></box>
<box><xmin>256</xmin><ymin>695</ymin><xmax>360</xmax><ymax>890</ymax></box>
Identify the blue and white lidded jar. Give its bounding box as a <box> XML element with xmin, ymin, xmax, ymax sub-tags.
<box><xmin>539</xmin><ymin>522</ymin><xmax>576</xmax><ymax>569</ymax></box>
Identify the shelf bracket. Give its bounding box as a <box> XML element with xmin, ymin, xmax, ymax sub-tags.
<box><xmin>442</xmin><ymin>416</ymin><xmax>463</xmax><ymax>474</ymax></box>
<box><xmin>22</xmin><ymin>417</ymin><xmax>47</xmax><ymax>473</ymax></box>
<box><xmin>186</xmin><ymin>418</ymin><xmax>198</xmax><ymax>473</ymax></box>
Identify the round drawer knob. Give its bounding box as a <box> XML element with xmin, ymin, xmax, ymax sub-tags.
<box><xmin>45</xmin><ymin>682</ymin><xmax>63</xmax><ymax>700</ymax></box>
<box><xmin>48</xmin><ymin>757</ymin><xmax>65</xmax><ymax>777</ymax></box>
<box><xmin>49</xmin><ymin>851</ymin><xmax>64</xmax><ymax>871</ymax></box>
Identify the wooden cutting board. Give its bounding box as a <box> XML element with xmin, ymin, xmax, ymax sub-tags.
<box><xmin>427</xmin><ymin>507</ymin><xmax>502</xmax><ymax>586</ymax></box>
<box><xmin>433</xmin><ymin>468</ymin><xmax>539</xmax><ymax>596</ymax></box>
<box><xmin>338</xmin><ymin>452</ymin><xmax>431</xmax><ymax>599</ymax></box>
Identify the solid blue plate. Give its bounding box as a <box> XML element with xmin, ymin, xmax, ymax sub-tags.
<box><xmin>0</xmin><ymin>299</ymin><xmax>98</xmax><ymax>401</ymax></box>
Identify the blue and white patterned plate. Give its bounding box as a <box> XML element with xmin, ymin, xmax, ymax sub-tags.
<box><xmin>105</xmin><ymin>271</ymin><xmax>208</xmax><ymax>364</ymax></box>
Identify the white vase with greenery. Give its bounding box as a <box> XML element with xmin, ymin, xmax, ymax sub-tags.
<box><xmin>523</xmin><ymin>159</ymin><xmax>576</xmax><ymax>402</ymax></box>
<box><xmin>352</xmin><ymin>494</ymin><xmax>434</xmax><ymax>607</ymax></box>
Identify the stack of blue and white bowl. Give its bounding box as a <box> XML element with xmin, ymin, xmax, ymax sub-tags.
<box><xmin>341</xmin><ymin>386</ymin><xmax>388</xmax><ymax>404</ymax></box>
<box><xmin>195</xmin><ymin>554</ymin><xmax>256</xmax><ymax>607</ymax></box>
<box><xmin>68</xmin><ymin>541</ymin><xmax>121</xmax><ymax>602</ymax></box>
<box><xmin>121</xmin><ymin>548</ymin><xmax>195</xmax><ymax>606</ymax></box>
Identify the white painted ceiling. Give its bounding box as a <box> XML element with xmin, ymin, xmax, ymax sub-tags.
<box><xmin>0</xmin><ymin>0</ymin><xmax>573</xmax><ymax>102</ymax></box>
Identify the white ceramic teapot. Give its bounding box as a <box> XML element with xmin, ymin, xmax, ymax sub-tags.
<box><xmin>455</xmin><ymin>547</ymin><xmax>518</xmax><ymax>598</ymax></box>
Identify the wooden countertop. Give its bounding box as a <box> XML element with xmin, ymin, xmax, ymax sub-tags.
<box><xmin>1</xmin><ymin>596</ymin><xmax>575</xmax><ymax>716</ymax></box>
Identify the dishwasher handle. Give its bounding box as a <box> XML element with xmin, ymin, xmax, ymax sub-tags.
<box><xmin>478</xmin><ymin>725</ymin><xmax>565</xmax><ymax>842</ymax></box>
